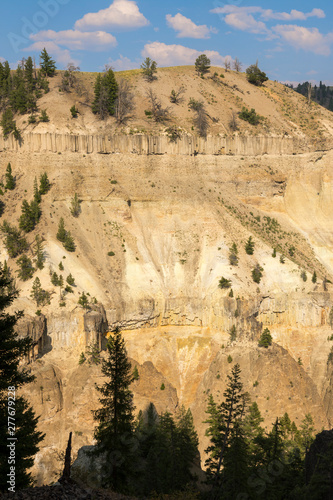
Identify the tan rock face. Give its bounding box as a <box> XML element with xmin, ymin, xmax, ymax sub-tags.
<box><xmin>2</xmin><ymin>146</ymin><xmax>333</xmax><ymax>485</ymax></box>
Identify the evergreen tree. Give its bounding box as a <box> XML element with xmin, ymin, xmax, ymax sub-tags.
<box><xmin>33</xmin><ymin>177</ymin><xmax>41</xmax><ymax>203</ymax></box>
<box><xmin>258</xmin><ymin>328</ymin><xmax>272</xmax><ymax>347</ymax></box>
<box><xmin>1</xmin><ymin>109</ymin><xmax>19</xmax><ymax>138</ymax></box>
<box><xmin>16</xmin><ymin>255</ymin><xmax>34</xmax><ymax>281</ymax></box>
<box><xmin>39</xmin><ymin>48</ymin><xmax>56</xmax><ymax>77</ymax></box>
<box><xmin>19</xmin><ymin>199</ymin><xmax>40</xmax><ymax>233</ymax></box>
<box><xmin>63</xmin><ymin>231</ymin><xmax>75</xmax><ymax>252</ymax></box>
<box><xmin>39</xmin><ymin>172</ymin><xmax>50</xmax><ymax>195</ymax></box>
<box><xmin>245</xmin><ymin>236</ymin><xmax>255</xmax><ymax>255</ymax></box>
<box><xmin>30</xmin><ymin>277</ymin><xmax>50</xmax><ymax>306</ymax></box>
<box><xmin>312</xmin><ymin>271</ymin><xmax>317</xmax><ymax>283</ymax></box>
<box><xmin>66</xmin><ymin>273</ymin><xmax>75</xmax><ymax>286</ymax></box>
<box><xmin>56</xmin><ymin>218</ymin><xmax>67</xmax><ymax>242</ymax></box>
<box><xmin>92</xmin><ymin>69</ymin><xmax>118</xmax><ymax>118</ymax></box>
<box><xmin>24</xmin><ymin>56</ymin><xmax>34</xmax><ymax>90</ymax></box>
<box><xmin>140</xmin><ymin>57</ymin><xmax>157</xmax><ymax>81</ymax></box>
<box><xmin>229</xmin><ymin>242</ymin><xmax>238</xmax><ymax>266</ymax></box>
<box><xmin>5</xmin><ymin>163</ymin><xmax>15</xmax><ymax>190</ymax></box>
<box><xmin>195</xmin><ymin>54</ymin><xmax>211</xmax><ymax>75</ymax></box>
<box><xmin>70</xmin><ymin>193</ymin><xmax>81</xmax><ymax>217</ymax></box>
<box><xmin>0</xmin><ymin>263</ymin><xmax>44</xmax><ymax>492</ymax></box>
<box><xmin>204</xmin><ymin>364</ymin><xmax>247</xmax><ymax>496</ymax></box>
<box><xmin>92</xmin><ymin>327</ymin><xmax>136</xmax><ymax>491</ymax></box>
<box><xmin>0</xmin><ymin>221</ymin><xmax>28</xmax><ymax>257</ymax></box>
<box><xmin>34</xmin><ymin>235</ymin><xmax>44</xmax><ymax>270</ymax></box>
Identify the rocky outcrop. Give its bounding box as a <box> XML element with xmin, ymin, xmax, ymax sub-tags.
<box><xmin>0</xmin><ymin>132</ymin><xmax>323</xmax><ymax>156</ymax></box>
<box><xmin>17</xmin><ymin>314</ymin><xmax>48</xmax><ymax>360</ymax></box>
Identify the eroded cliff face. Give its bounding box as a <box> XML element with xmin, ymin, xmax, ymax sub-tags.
<box><xmin>2</xmin><ymin>146</ymin><xmax>333</xmax><ymax>484</ymax></box>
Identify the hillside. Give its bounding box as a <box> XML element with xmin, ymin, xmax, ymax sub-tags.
<box><xmin>1</xmin><ymin>65</ymin><xmax>333</xmax><ymax>485</ymax></box>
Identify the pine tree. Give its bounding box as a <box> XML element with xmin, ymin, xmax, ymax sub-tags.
<box><xmin>34</xmin><ymin>235</ymin><xmax>44</xmax><ymax>270</ymax></box>
<box><xmin>312</xmin><ymin>271</ymin><xmax>317</xmax><ymax>283</ymax></box>
<box><xmin>30</xmin><ymin>277</ymin><xmax>50</xmax><ymax>307</ymax></box>
<box><xmin>140</xmin><ymin>57</ymin><xmax>157</xmax><ymax>81</ymax></box>
<box><xmin>24</xmin><ymin>57</ymin><xmax>34</xmax><ymax>90</ymax></box>
<box><xmin>56</xmin><ymin>218</ymin><xmax>67</xmax><ymax>242</ymax></box>
<box><xmin>33</xmin><ymin>177</ymin><xmax>41</xmax><ymax>203</ymax></box>
<box><xmin>0</xmin><ymin>263</ymin><xmax>44</xmax><ymax>492</ymax></box>
<box><xmin>204</xmin><ymin>364</ymin><xmax>247</xmax><ymax>495</ymax></box>
<box><xmin>92</xmin><ymin>327</ymin><xmax>136</xmax><ymax>491</ymax></box>
<box><xmin>0</xmin><ymin>221</ymin><xmax>28</xmax><ymax>258</ymax></box>
<box><xmin>258</xmin><ymin>328</ymin><xmax>272</xmax><ymax>348</ymax></box>
<box><xmin>5</xmin><ymin>163</ymin><xmax>15</xmax><ymax>190</ymax></box>
<box><xmin>39</xmin><ymin>172</ymin><xmax>50</xmax><ymax>195</ymax></box>
<box><xmin>245</xmin><ymin>236</ymin><xmax>255</xmax><ymax>255</ymax></box>
<box><xmin>39</xmin><ymin>48</ymin><xmax>56</xmax><ymax>77</ymax></box>
<box><xmin>16</xmin><ymin>255</ymin><xmax>34</xmax><ymax>281</ymax></box>
<box><xmin>63</xmin><ymin>231</ymin><xmax>75</xmax><ymax>252</ymax></box>
<box><xmin>92</xmin><ymin>69</ymin><xmax>118</xmax><ymax>118</ymax></box>
<box><xmin>66</xmin><ymin>273</ymin><xmax>75</xmax><ymax>286</ymax></box>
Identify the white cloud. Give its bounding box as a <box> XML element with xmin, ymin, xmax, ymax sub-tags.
<box><xmin>75</xmin><ymin>0</ymin><xmax>149</xmax><ymax>30</ymax></box>
<box><xmin>23</xmin><ymin>41</ymin><xmax>80</xmax><ymax>67</ymax></box>
<box><xmin>210</xmin><ymin>6</ymin><xmax>326</xmax><ymax>35</ymax></box>
<box><xmin>210</xmin><ymin>5</ymin><xmax>325</xmax><ymax>22</ymax></box>
<box><xmin>273</xmin><ymin>25</ymin><xmax>333</xmax><ymax>55</ymax></box>
<box><xmin>166</xmin><ymin>13</ymin><xmax>217</xmax><ymax>39</ymax></box>
<box><xmin>107</xmin><ymin>55</ymin><xmax>139</xmax><ymax>71</ymax></box>
<box><xmin>224</xmin><ymin>12</ymin><xmax>269</xmax><ymax>34</ymax></box>
<box><xmin>29</xmin><ymin>29</ymin><xmax>117</xmax><ymax>51</ymax></box>
<box><xmin>142</xmin><ymin>41</ymin><xmax>231</xmax><ymax>67</ymax></box>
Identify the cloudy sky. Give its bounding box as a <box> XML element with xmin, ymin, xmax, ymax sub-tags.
<box><xmin>1</xmin><ymin>0</ymin><xmax>332</xmax><ymax>84</ymax></box>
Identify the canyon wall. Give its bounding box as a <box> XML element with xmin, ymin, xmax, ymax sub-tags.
<box><xmin>0</xmin><ymin>132</ymin><xmax>324</xmax><ymax>156</ymax></box>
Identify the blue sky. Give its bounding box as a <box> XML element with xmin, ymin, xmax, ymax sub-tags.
<box><xmin>1</xmin><ymin>0</ymin><xmax>332</xmax><ymax>84</ymax></box>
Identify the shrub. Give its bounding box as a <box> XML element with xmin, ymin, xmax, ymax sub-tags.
<box><xmin>58</xmin><ymin>261</ymin><xmax>64</xmax><ymax>271</ymax></box>
<box><xmin>28</xmin><ymin>115</ymin><xmax>37</xmax><ymax>124</ymax></box>
<box><xmin>66</xmin><ymin>273</ymin><xmax>75</xmax><ymax>286</ymax></box>
<box><xmin>312</xmin><ymin>271</ymin><xmax>317</xmax><ymax>283</ymax></box>
<box><xmin>289</xmin><ymin>245</ymin><xmax>295</xmax><ymax>257</ymax></box>
<box><xmin>301</xmin><ymin>270</ymin><xmax>307</xmax><ymax>282</ymax></box>
<box><xmin>280</xmin><ymin>255</ymin><xmax>285</xmax><ymax>264</ymax></box>
<box><xmin>132</xmin><ymin>365</ymin><xmax>139</xmax><ymax>381</ymax></box>
<box><xmin>230</xmin><ymin>325</ymin><xmax>236</xmax><ymax>342</ymax></box>
<box><xmin>229</xmin><ymin>289</ymin><xmax>234</xmax><ymax>297</ymax></box>
<box><xmin>239</xmin><ymin>107</ymin><xmax>260</xmax><ymax>125</ymax></box>
<box><xmin>107</xmin><ymin>251</ymin><xmax>115</xmax><ymax>256</ymax></box>
<box><xmin>258</xmin><ymin>328</ymin><xmax>272</xmax><ymax>347</ymax></box>
<box><xmin>170</xmin><ymin>86</ymin><xmax>186</xmax><ymax>104</ymax></box>
<box><xmin>227</xmin><ymin>355</ymin><xmax>233</xmax><ymax>363</ymax></box>
<box><xmin>39</xmin><ymin>109</ymin><xmax>49</xmax><ymax>122</ymax></box>
<box><xmin>165</xmin><ymin>126</ymin><xmax>181</xmax><ymax>142</ymax></box>
<box><xmin>272</xmin><ymin>248</ymin><xmax>276</xmax><ymax>258</ymax></box>
<box><xmin>79</xmin><ymin>352</ymin><xmax>86</xmax><ymax>365</ymax></box>
<box><xmin>246</xmin><ymin>64</ymin><xmax>268</xmax><ymax>86</ymax></box>
<box><xmin>245</xmin><ymin>236</ymin><xmax>255</xmax><ymax>255</ymax></box>
<box><xmin>252</xmin><ymin>264</ymin><xmax>263</xmax><ymax>283</ymax></box>
<box><xmin>70</xmin><ymin>105</ymin><xmax>78</xmax><ymax>118</ymax></box>
<box><xmin>160</xmin><ymin>383</ymin><xmax>165</xmax><ymax>390</ymax></box>
<box><xmin>219</xmin><ymin>277</ymin><xmax>232</xmax><ymax>289</ymax></box>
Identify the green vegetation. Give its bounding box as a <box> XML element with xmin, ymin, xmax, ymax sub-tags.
<box><xmin>229</xmin><ymin>243</ymin><xmax>238</xmax><ymax>266</ymax></box>
<box><xmin>5</xmin><ymin>163</ymin><xmax>15</xmax><ymax>190</ymax></box>
<box><xmin>219</xmin><ymin>277</ymin><xmax>232</xmax><ymax>289</ymax></box>
<box><xmin>141</xmin><ymin>57</ymin><xmax>157</xmax><ymax>81</ymax></box>
<box><xmin>245</xmin><ymin>236</ymin><xmax>255</xmax><ymax>255</ymax></box>
<box><xmin>252</xmin><ymin>264</ymin><xmax>263</xmax><ymax>283</ymax></box>
<box><xmin>56</xmin><ymin>218</ymin><xmax>76</xmax><ymax>252</ymax></box>
<box><xmin>312</xmin><ymin>271</ymin><xmax>317</xmax><ymax>283</ymax></box>
<box><xmin>39</xmin><ymin>109</ymin><xmax>49</xmax><ymax>122</ymax></box>
<box><xmin>16</xmin><ymin>255</ymin><xmax>34</xmax><ymax>281</ymax></box>
<box><xmin>258</xmin><ymin>328</ymin><xmax>272</xmax><ymax>347</ymax></box>
<box><xmin>39</xmin><ymin>48</ymin><xmax>56</xmax><ymax>77</ymax></box>
<box><xmin>195</xmin><ymin>54</ymin><xmax>211</xmax><ymax>75</ymax></box>
<box><xmin>39</xmin><ymin>173</ymin><xmax>50</xmax><ymax>195</ymax></box>
<box><xmin>70</xmin><ymin>105</ymin><xmax>79</xmax><ymax>118</ymax></box>
<box><xmin>70</xmin><ymin>193</ymin><xmax>81</xmax><ymax>217</ymax></box>
<box><xmin>239</xmin><ymin>107</ymin><xmax>261</xmax><ymax>125</ymax></box>
<box><xmin>78</xmin><ymin>292</ymin><xmax>88</xmax><ymax>308</ymax></box>
<box><xmin>92</xmin><ymin>69</ymin><xmax>118</xmax><ymax>119</ymax></box>
<box><xmin>30</xmin><ymin>277</ymin><xmax>50</xmax><ymax>306</ymax></box>
<box><xmin>246</xmin><ymin>63</ymin><xmax>268</xmax><ymax>86</ymax></box>
<box><xmin>0</xmin><ymin>221</ymin><xmax>28</xmax><ymax>257</ymax></box>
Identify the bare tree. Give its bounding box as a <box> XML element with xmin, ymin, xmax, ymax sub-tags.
<box><xmin>170</xmin><ymin>86</ymin><xmax>186</xmax><ymax>104</ymax></box>
<box><xmin>61</xmin><ymin>63</ymin><xmax>80</xmax><ymax>92</ymax></box>
<box><xmin>224</xmin><ymin>58</ymin><xmax>231</xmax><ymax>72</ymax></box>
<box><xmin>229</xmin><ymin>111</ymin><xmax>239</xmax><ymax>131</ymax></box>
<box><xmin>194</xmin><ymin>106</ymin><xmax>209</xmax><ymax>137</ymax></box>
<box><xmin>233</xmin><ymin>57</ymin><xmax>242</xmax><ymax>72</ymax></box>
<box><xmin>97</xmin><ymin>86</ymin><xmax>109</xmax><ymax>120</ymax></box>
<box><xmin>115</xmin><ymin>79</ymin><xmax>135</xmax><ymax>124</ymax></box>
<box><xmin>146</xmin><ymin>88</ymin><xmax>171</xmax><ymax>122</ymax></box>
<box><xmin>307</xmin><ymin>82</ymin><xmax>312</xmax><ymax>105</ymax></box>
